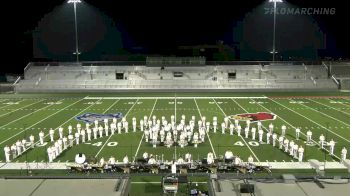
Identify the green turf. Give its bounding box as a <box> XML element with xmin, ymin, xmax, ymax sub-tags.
<box><xmin>0</xmin><ymin>93</ymin><xmax>350</xmax><ymax>175</ymax></box>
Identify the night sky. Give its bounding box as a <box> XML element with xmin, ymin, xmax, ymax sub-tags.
<box><xmin>1</xmin><ymin>0</ymin><xmax>348</xmax><ymax>74</ymax></box>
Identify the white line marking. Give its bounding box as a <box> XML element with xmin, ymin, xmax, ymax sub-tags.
<box><xmin>295</xmin><ymin>99</ymin><xmax>350</xmax><ymax>128</ymax></box>
<box><xmin>0</xmin><ymin>99</ymin><xmax>65</xmax><ymax>130</ymax></box>
<box><xmin>0</xmin><ymin>99</ymin><xmax>43</xmax><ymax>117</ymax></box>
<box><xmin>132</xmin><ymin>99</ymin><xmax>158</xmax><ymax>162</ymax></box>
<box><xmin>0</xmin><ymin>99</ymin><xmax>83</xmax><ymax>145</ymax></box>
<box><xmin>251</xmin><ymin>98</ymin><xmax>341</xmax><ymax>160</ymax></box>
<box><xmin>95</xmin><ymin>99</ymin><xmax>141</xmax><ymax>158</ymax></box>
<box><xmin>84</xmin><ymin>96</ymin><xmax>268</xmax><ymax>100</ymax></box>
<box><xmin>194</xmin><ymin>98</ymin><xmax>217</xmax><ymax>158</ymax></box>
<box><xmin>214</xmin><ymin>98</ymin><xmax>260</xmax><ymax>162</ymax></box>
<box><xmin>268</xmin><ymin>98</ymin><xmax>350</xmax><ymax>143</ymax></box>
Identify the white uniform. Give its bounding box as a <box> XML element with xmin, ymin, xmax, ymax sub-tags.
<box><xmin>29</xmin><ymin>135</ymin><xmax>35</xmax><ymax>148</ymax></box>
<box><xmin>87</xmin><ymin>128</ymin><xmax>92</xmax><ymax>141</ymax></box>
<box><xmin>221</xmin><ymin>122</ymin><xmax>226</xmax><ymax>134</ymax></box>
<box><xmin>269</xmin><ymin>123</ymin><xmax>274</xmax><ymax>134</ymax></box>
<box><xmin>98</xmin><ymin>126</ymin><xmax>103</xmax><ymax>138</ymax></box>
<box><xmin>329</xmin><ymin>139</ymin><xmax>335</xmax><ymax>155</ymax></box>
<box><xmin>75</xmin><ymin>132</ymin><xmax>80</xmax><ymax>145</ymax></box>
<box><xmin>81</xmin><ymin>129</ymin><xmax>86</xmax><ymax>143</ymax></box>
<box><xmin>295</xmin><ymin>128</ymin><xmax>300</xmax><ymax>140</ymax></box>
<box><xmin>244</xmin><ymin>127</ymin><xmax>249</xmax><ymax>139</ymax></box>
<box><xmin>224</xmin><ymin>117</ymin><xmax>229</xmax><ymax>128</ymax></box>
<box><xmin>140</xmin><ymin>120</ymin><xmax>144</xmax><ymax>132</ymax></box>
<box><xmin>49</xmin><ymin>128</ymin><xmax>55</xmax><ymax>142</ymax></box>
<box><xmin>123</xmin><ymin>155</ymin><xmax>129</xmax><ymax>164</ymax></box>
<box><xmin>319</xmin><ymin>134</ymin><xmax>325</xmax><ymax>149</ymax></box>
<box><xmin>248</xmin><ymin>155</ymin><xmax>254</xmax><ymax>163</ymax></box>
<box><xmin>93</xmin><ymin>127</ymin><xmax>98</xmax><ymax>139</ymax></box>
<box><xmin>341</xmin><ymin>147</ymin><xmax>347</xmax><ymax>161</ymax></box>
<box><xmin>4</xmin><ymin>146</ymin><xmax>11</xmax><ymax>162</ymax></box>
<box><xmin>281</xmin><ymin>125</ymin><xmax>286</xmax><ymax>137</ymax></box>
<box><xmin>257</xmin><ymin>121</ymin><xmax>262</xmax><ymax>130</ymax></box>
<box><xmin>117</xmin><ymin>122</ymin><xmax>122</xmax><ymax>134</ymax></box>
<box><xmin>68</xmin><ymin>125</ymin><xmax>73</xmax><ymax>135</ymax></box>
<box><xmin>306</xmin><ymin>130</ymin><xmax>312</xmax><ymax>143</ymax></box>
<box><xmin>278</xmin><ymin>136</ymin><xmax>284</xmax><ymax>149</ymax></box>
<box><xmin>272</xmin><ymin>133</ymin><xmax>277</xmax><ymax>147</ymax></box>
<box><xmin>234</xmin><ymin>119</ymin><xmax>239</xmax><ymax>128</ymax></box>
<box><xmin>213</xmin><ymin>121</ymin><xmax>217</xmax><ymax>133</ymax></box>
<box><xmin>237</xmin><ymin>125</ymin><xmax>241</xmax><ymax>136</ymax></box>
<box><xmin>293</xmin><ymin>144</ymin><xmax>299</xmax><ymax>159</ymax></box>
<box><xmin>298</xmin><ymin>146</ymin><xmax>304</xmax><ymax>162</ymax></box>
<box><xmin>284</xmin><ymin>139</ymin><xmax>289</xmax><ymax>152</ymax></box>
<box><xmin>68</xmin><ymin>134</ymin><xmax>74</xmax><ymax>147</ymax></box>
<box><xmin>229</xmin><ymin>124</ymin><xmax>234</xmax><ymax>135</ymax></box>
<box><xmin>258</xmin><ymin>129</ymin><xmax>264</xmax><ymax>143</ymax></box>
<box><xmin>16</xmin><ymin>140</ymin><xmax>22</xmax><ymax>155</ymax></box>
<box><xmin>110</xmin><ymin>123</ymin><xmax>116</xmax><ymax>135</ymax></box>
<box><xmin>207</xmin><ymin>152</ymin><xmax>214</xmax><ymax>164</ymax></box>
<box><xmin>11</xmin><ymin>144</ymin><xmax>17</xmax><ymax>159</ymax></box>
<box><xmin>77</xmin><ymin>123</ymin><xmax>81</xmax><ymax>134</ymax></box>
<box><xmin>246</xmin><ymin>120</ymin><xmax>251</xmax><ymax>130</ymax></box>
<box><xmin>47</xmin><ymin>147</ymin><xmax>53</xmax><ymax>162</ymax></box>
<box><xmin>58</xmin><ymin>127</ymin><xmax>64</xmax><ymax>139</ymax></box>
<box><xmin>104</xmin><ymin>118</ymin><xmax>108</xmax><ymax>126</ymax></box>
<box><xmin>57</xmin><ymin>139</ymin><xmax>63</xmax><ymax>154</ymax></box>
<box><xmin>124</xmin><ymin>121</ymin><xmax>129</xmax><ymax>133</ymax></box>
<box><xmin>132</xmin><ymin>117</ymin><xmax>137</xmax><ymax>132</ymax></box>
<box><xmin>94</xmin><ymin>120</ymin><xmax>99</xmax><ymax>129</ymax></box>
<box><xmin>251</xmin><ymin>127</ymin><xmax>256</xmax><ymax>140</ymax></box>
<box><xmin>289</xmin><ymin>141</ymin><xmax>294</xmax><ymax>156</ymax></box>
<box><xmin>62</xmin><ymin>137</ymin><xmax>68</xmax><ymax>150</ymax></box>
<box><xmin>206</xmin><ymin>122</ymin><xmax>211</xmax><ymax>133</ymax></box>
<box><xmin>104</xmin><ymin>125</ymin><xmax>109</xmax><ymax>136</ymax></box>
<box><xmin>266</xmin><ymin>132</ymin><xmax>271</xmax><ymax>144</ymax></box>
<box><xmin>21</xmin><ymin>139</ymin><xmax>27</xmax><ymax>152</ymax></box>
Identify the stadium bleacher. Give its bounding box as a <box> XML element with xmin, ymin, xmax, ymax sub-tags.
<box><xmin>15</xmin><ymin>61</ymin><xmax>338</xmax><ymax>92</ymax></box>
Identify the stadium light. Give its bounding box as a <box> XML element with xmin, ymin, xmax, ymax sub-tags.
<box><xmin>269</xmin><ymin>0</ymin><xmax>283</xmax><ymax>62</ymax></box>
<box><xmin>68</xmin><ymin>0</ymin><xmax>82</xmax><ymax>62</ymax></box>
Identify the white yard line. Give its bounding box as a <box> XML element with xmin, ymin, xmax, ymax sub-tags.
<box><xmin>0</xmin><ymin>98</ymin><xmax>84</xmax><ymax>145</ymax></box>
<box><xmin>95</xmin><ymin>99</ymin><xmax>139</xmax><ymax>158</ymax></box>
<box><xmin>84</xmin><ymin>96</ymin><xmax>268</xmax><ymax>100</ymax></box>
<box><xmin>0</xmin><ymin>99</ymin><xmax>65</xmax><ymax>130</ymax></box>
<box><xmin>295</xmin><ymin>99</ymin><xmax>350</xmax><ymax>127</ymax></box>
<box><xmin>251</xmin><ymin>98</ymin><xmax>341</xmax><ymax>160</ymax></box>
<box><xmin>93</xmin><ymin>99</ymin><xmax>134</xmax><ymax>158</ymax></box>
<box><xmin>194</xmin><ymin>98</ymin><xmax>217</xmax><ymax>158</ymax></box>
<box><xmin>307</xmin><ymin>98</ymin><xmax>350</xmax><ymax>116</ymax></box>
<box><xmin>268</xmin><ymin>98</ymin><xmax>350</xmax><ymax>143</ymax></box>
<box><xmin>17</xmin><ymin>98</ymin><xmax>103</xmax><ymax>156</ymax></box>
<box><xmin>0</xmin><ymin>100</ymin><xmax>26</xmax><ymax>110</ymax></box>
<box><xmin>0</xmin><ymin>99</ymin><xmax>45</xmax><ymax>117</ymax></box>
<box><xmin>132</xmin><ymin>99</ymin><xmax>158</xmax><ymax>162</ymax></box>
<box><xmin>213</xmin><ymin>98</ymin><xmax>260</xmax><ymax>162</ymax></box>
<box><xmin>332</xmin><ymin>98</ymin><xmax>350</xmax><ymax>108</ymax></box>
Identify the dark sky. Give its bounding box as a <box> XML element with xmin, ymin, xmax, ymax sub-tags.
<box><xmin>1</xmin><ymin>0</ymin><xmax>348</xmax><ymax>74</ymax></box>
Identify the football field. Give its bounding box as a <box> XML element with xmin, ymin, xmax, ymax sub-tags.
<box><xmin>1</xmin><ymin>93</ymin><xmax>350</xmax><ymax>167</ymax></box>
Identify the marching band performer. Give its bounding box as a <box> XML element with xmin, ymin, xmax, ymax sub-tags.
<box><xmin>58</xmin><ymin>127</ymin><xmax>64</xmax><ymax>139</ymax></box>
<box><xmin>49</xmin><ymin>128</ymin><xmax>55</xmax><ymax>142</ymax></box>
<box><xmin>295</xmin><ymin>127</ymin><xmax>300</xmax><ymax>140</ymax></box>
<box><xmin>98</xmin><ymin>125</ymin><xmax>103</xmax><ymax>138</ymax></box>
<box><xmin>229</xmin><ymin>124</ymin><xmax>234</xmax><ymax>135</ymax></box>
<box><xmin>93</xmin><ymin>127</ymin><xmax>98</xmax><ymax>140</ymax></box>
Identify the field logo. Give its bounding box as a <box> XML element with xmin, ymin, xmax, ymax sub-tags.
<box><xmin>76</xmin><ymin>113</ymin><xmax>123</xmax><ymax>123</ymax></box>
<box><xmin>229</xmin><ymin>112</ymin><xmax>276</xmax><ymax>122</ymax></box>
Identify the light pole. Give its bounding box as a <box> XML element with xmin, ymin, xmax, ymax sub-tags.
<box><xmin>68</xmin><ymin>0</ymin><xmax>81</xmax><ymax>62</ymax></box>
<box><xmin>269</xmin><ymin>0</ymin><xmax>282</xmax><ymax>62</ymax></box>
